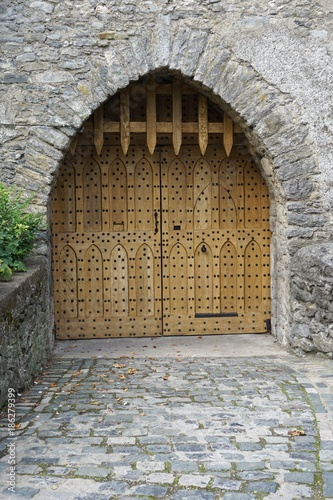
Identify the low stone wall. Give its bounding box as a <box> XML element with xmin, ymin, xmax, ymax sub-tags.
<box><xmin>291</xmin><ymin>243</ymin><xmax>333</xmax><ymax>357</ymax></box>
<box><xmin>0</xmin><ymin>257</ymin><xmax>54</xmax><ymax>407</ymax></box>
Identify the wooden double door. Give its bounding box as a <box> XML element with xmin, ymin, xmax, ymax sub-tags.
<box><xmin>52</xmin><ymin>143</ymin><xmax>271</xmax><ymax>339</ymax></box>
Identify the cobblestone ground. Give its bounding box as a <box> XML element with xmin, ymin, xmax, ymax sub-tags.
<box><xmin>0</xmin><ymin>348</ymin><xmax>333</xmax><ymax>499</ymax></box>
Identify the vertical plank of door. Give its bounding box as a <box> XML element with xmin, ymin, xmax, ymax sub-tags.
<box><xmin>223</xmin><ymin>113</ymin><xmax>233</xmax><ymax>157</ymax></box>
<box><xmin>173</xmin><ymin>78</ymin><xmax>182</xmax><ymax>156</ymax></box>
<box><xmin>94</xmin><ymin>104</ymin><xmax>104</xmax><ymax>155</ymax></box>
<box><xmin>198</xmin><ymin>95</ymin><xmax>208</xmax><ymax>156</ymax></box>
<box><xmin>75</xmin><ymin>161</ymin><xmax>84</xmax><ymax>233</ymax></box>
<box><xmin>146</xmin><ymin>75</ymin><xmax>157</xmax><ymax>155</ymax></box>
<box><xmin>120</xmin><ymin>89</ymin><xmax>130</xmax><ymax>155</ymax></box>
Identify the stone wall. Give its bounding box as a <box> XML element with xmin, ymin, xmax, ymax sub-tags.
<box><xmin>0</xmin><ymin>0</ymin><xmax>332</xmax><ymax>354</ymax></box>
<box><xmin>291</xmin><ymin>243</ymin><xmax>333</xmax><ymax>357</ymax></box>
<box><xmin>0</xmin><ymin>258</ymin><xmax>53</xmax><ymax>407</ymax></box>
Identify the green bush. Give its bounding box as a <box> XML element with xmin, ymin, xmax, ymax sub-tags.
<box><xmin>0</xmin><ymin>182</ymin><xmax>45</xmax><ymax>280</ymax></box>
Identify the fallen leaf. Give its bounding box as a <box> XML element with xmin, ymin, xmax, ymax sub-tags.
<box><xmin>15</xmin><ymin>424</ymin><xmax>21</xmax><ymax>429</ymax></box>
<box><xmin>176</xmin><ymin>359</ymin><xmax>182</xmax><ymax>362</ymax></box>
<box><xmin>113</xmin><ymin>363</ymin><xmax>126</xmax><ymax>368</ymax></box>
<box><xmin>128</xmin><ymin>368</ymin><xmax>137</xmax><ymax>375</ymax></box>
<box><xmin>119</xmin><ymin>375</ymin><xmax>126</xmax><ymax>380</ymax></box>
<box><xmin>163</xmin><ymin>376</ymin><xmax>169</xmax><ymax>380</ymax></box>
<box><xmin>49</xmin><ymin>383</ymin><xmax>57</xmax><ymax>387</ymax></box>
<box><xmin>90</xmin><ymin>401</ymin><xmax>100</xmax><ymax>405</ymax></box>
<box><xmin>123</xmin><ymin>387</ymin><xmax>128</xmax><ymax>392</ymax></box>
<box><xmin>288</xmin><ymin>429</ymin><xmax>307</xmax><ymax>436</ymax></box>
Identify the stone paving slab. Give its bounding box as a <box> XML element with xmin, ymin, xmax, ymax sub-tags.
<box><xmin>0</xmin><ymin>338</ymin><xmax>333</xmax><ymax>499</ymax></box>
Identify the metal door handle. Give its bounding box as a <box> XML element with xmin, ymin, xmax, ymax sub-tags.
<box><xmin>154</xmin><ymin>210</ymin><xmax>159</xmax><ymax>234</ymax></box>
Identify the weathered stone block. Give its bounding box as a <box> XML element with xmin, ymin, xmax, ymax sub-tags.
<box><xmin>312</xmin><ymin>331</ymin><xmax>333</xmax><ymax>353</ymax></box>
<box><xmin>0</xmin><ymin>258</ymin><xmax>53</xmax><ymax>407</ymax></box>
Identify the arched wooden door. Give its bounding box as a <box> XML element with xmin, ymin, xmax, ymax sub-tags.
<box><xmin>51</xmin><ymin>75</ymin><xmax>271</xmax><ymax>339</ymax></box>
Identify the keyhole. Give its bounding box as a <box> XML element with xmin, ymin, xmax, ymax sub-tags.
<box><xmin>201</xmin><ymin>244</ymin><xmax>207</xmax><ymax>253</ymax></box>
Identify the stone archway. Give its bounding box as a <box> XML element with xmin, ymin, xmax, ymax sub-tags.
<box><xmin>44</xmin><ymin>42</ymin><xmax>321</xmax><ymax>345</ymax></box>
<box><xmin>4</xmin><ymin>23</ymin><xmax>323</xmax><ymax>348</ymax></box>
<box><xmin>51</xmin><ymin>72</ymin><xmax>272</xmax><ymax>339</ymax></box>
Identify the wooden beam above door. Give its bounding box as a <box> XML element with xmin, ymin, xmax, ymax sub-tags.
<box><xmin>83</xmin><ymin>75</ymin><xmax>241</xmax><ymax>157</ymax></box>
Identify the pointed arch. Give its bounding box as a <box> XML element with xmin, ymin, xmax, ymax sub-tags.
<box><xmin>194</xmin><ymin>242</ymin><xmax>213</xmax><ymax>314</ymax></box>
<box><xmin>244</xmin><ymin>240</ymin><xmax>262</xmax><ymax>313</ymax></box>
<box><xmin>110</xmin><ymin>244</ymin><xmax>129</xmax><ymax>317</ymax></box>
<box><xmin>56</xmin><ymin>245</ymin><xmax>78</xmax><ymax>318</ymax></box>
<box><xmin>219</xmin><ymin>157</ymin><xmax>238</xmax><ymax>229</ymax></box>
<box><xmin>220</xmin><ymin>241</ymin><xmax>237</xmax><ymax>313</ymax></box>
<box><xmin>109</xmin><ymin>158</ymin><xmax>128</xmax><ymax>231</ymax></box>
<box><xmin>83</xmin><ymin>159</ymin><xmax>102</xmax><ymax>231</ymax></box>
<box><xmin>52</xmin><ymin>160</ymin><xmax>76</xmax><ymax>233</ymax></box>
<box><xmin>135</xmin><ymin>244</ymin><xmax>154</xmax><ymax>316</ymax></box>
<box><xmin>134</xmin><ymin>158</ymin><xmax>153</xmax><ymax>231</ymax></box>
<box><xmin>168</xmin><ymin>158</ymin><xmax>187</xmax><ymax>230</ymax></box>
<box><xmin>193</xmin><ymin>158</ymin><xmax>212</xmax><ymax>230</ymax></box>
<box><xmin>84</xmin><ymin>244</ymin><xmax>103</xmax><ymax>317</ymax></box>
<box><xmin>169</xmin><ymin>243</ymin><xmax>188</xmax><ymax>315</ymax></box>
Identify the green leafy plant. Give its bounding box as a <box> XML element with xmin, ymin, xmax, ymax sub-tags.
<box><xmin>0</xmin><ymin>259</ymin><xmax>12</xmax><ymax>281</ymax></box>
<box><xmin>0</xmin><ymin>182</ymin><xmax>45</xmax><ymax>279</ymax></box>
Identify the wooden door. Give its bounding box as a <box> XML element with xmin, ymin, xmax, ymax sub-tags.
<box><xmin>161</xmin><ymin>144</ymin><xmax>271</xmax><ymax>335</ymax></box>
<box><xmin>52</xmin><ymin>75</ymin><xmax>271</xmax><ymax>339</ymax></box>
<box><xmin>52</xmin><ymin>145</ymin><xmax>163</xmax><ymax>338</ymax></box>
<box><xmin>52</xmin><ymin>143</ymin><xmax>270</xmax><ymax>338</ymax></box>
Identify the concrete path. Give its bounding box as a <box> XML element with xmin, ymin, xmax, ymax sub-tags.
<box><xmin>0</xmin><ymin>334</ymin><xmax>333</xmax><ymax>499</ymax></box>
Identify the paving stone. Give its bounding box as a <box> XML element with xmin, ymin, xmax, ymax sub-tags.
<box><xmin>75</xmin><ymin>466</ymin><xmax>110</xmax><ymax>478</ymax></box>
<box><xmin>238</xmin><ymin>442</ymin><xmax>262</xmax><ymax>451</ymax></box>
<box><xmin>236</xmin><ymin>461</ymin><xmax>266</xmax><ymax>471</ymax></box>
<box><xmin>98</xmin><ymin>481</ymin><xmax>129</xmax><ymax>494</ymax></box>
<box><xmin>323</xmin><ymin>472</ymin><xmax>333</xmax><ymax>497</ymax></box>
<box><xmin>146</xmin><ymin>472</ymin><xmax>175</xmax><ymax>484</ymax></box>
<box><xmin>2</xmin><ymin>487</ymin><xmax>40</xmax><ymax>498</ymax></box>
<box><xmin>213</xmin><ymin>478</ymin><xmax>242</xmax><ymax>490</ymax></box>
<box><xmin>238</xmin><ymin>471</ymin><xmax>274</xmax><ymax>480</ymax></box>
<box><xmin>146</xmin><ymin>444</ymin><xmax>172</xmax><ymax>453</ymax></box>
<box><xmin>131</xmin><ymin>484</ymin><xmax>168</xmax><ymax>497</ymax></box>
<box><xmin>170</xmin><ymin>491</ymin><xmax>215</xmax><ymax>499</ymax></box>
<box><xmin>171</xmin><ymin>460</ymin><xmax>199</xmax><ymax>472</ymax></box>
<box><xmin>178</xmin><ymin>474</ymin><xmax>211</xmax><ymax>487</ymax></box>
<box><xmin>107</xmin><ymin>437</ymin><xmax>136</xmax><ymax>445</ymax></box>
<box><xmin>246</xmin><ymin>481</ymin><xmax>278</xmax><ymax>493</ymax></box>
<box><xmin>223</xmin><ymin>494</ymin><xmax>255</xmax><ymax>500</ymax></box>
<box><xmin>284</xmin><ymin>471</ymin><xmax>315</xmax><ymax>484</ymax></box>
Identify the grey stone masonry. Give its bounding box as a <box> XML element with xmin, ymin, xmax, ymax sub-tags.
<box><xmin>291</xmin><ymin>243</ymin><xmax>333</xmax><ymax>357</ymax></box>
<box><xmin>0</xmin><ymin>258</ymin><xmax>53</xmax><ymax>407</ymax></box>
<box><xmin>0</xmin><ymin>0</ymin><xmax>333</xmax><ymax>354</ymax></box>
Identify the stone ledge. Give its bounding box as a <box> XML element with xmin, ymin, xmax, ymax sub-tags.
<box><xmin>0</xmin><ymin>257</ymin><xmax>54</xmax><ymax>407</ymax></box>
<box><xmin>0</xmin><ymin>258</ymin><xmax>47</xmax><ymax>309</ymax></box>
